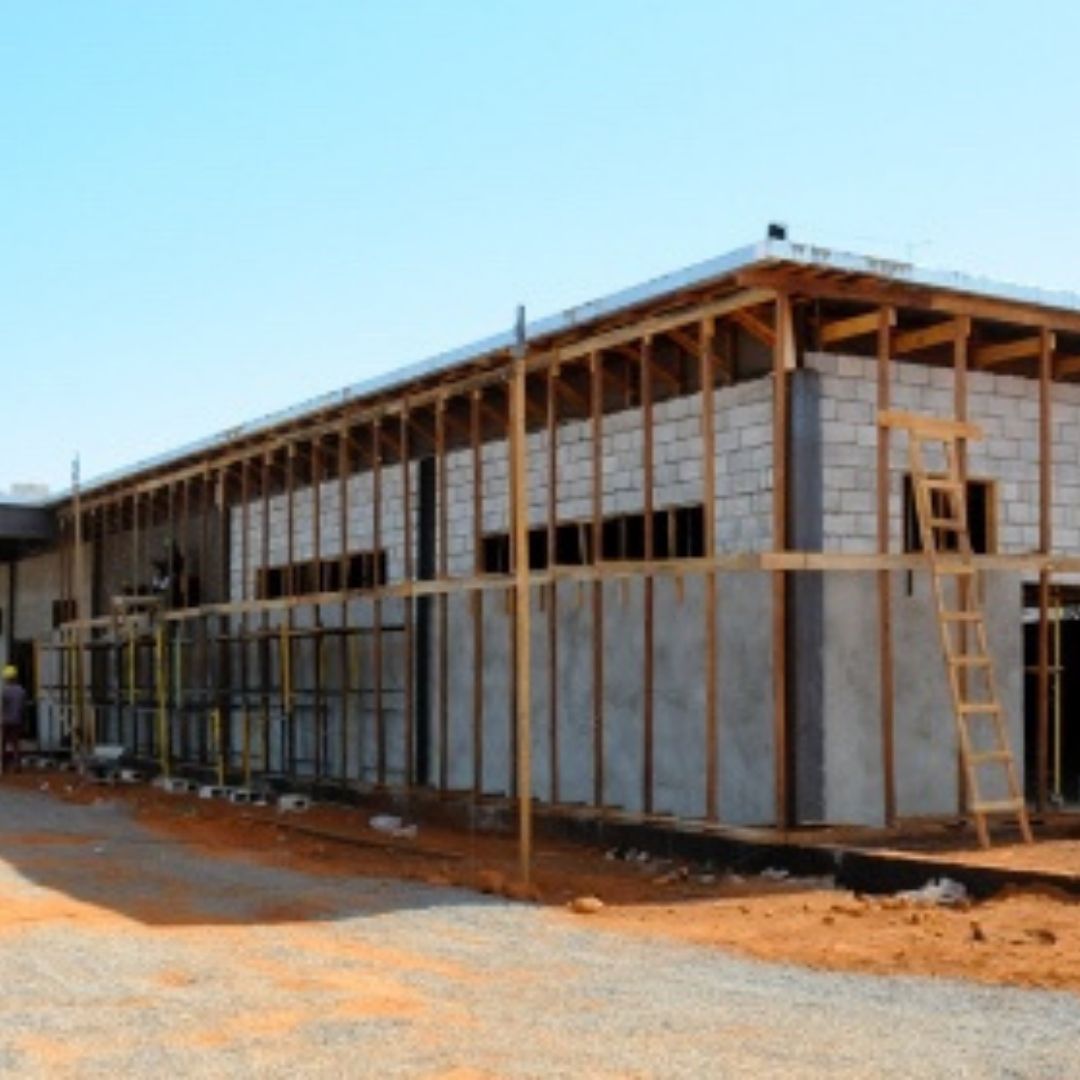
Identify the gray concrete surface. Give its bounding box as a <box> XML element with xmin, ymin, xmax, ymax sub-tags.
<box><xmin>0</xmin><ymin>785</ymin><xmax>1076</xmax><ymax>1078</ymax></box>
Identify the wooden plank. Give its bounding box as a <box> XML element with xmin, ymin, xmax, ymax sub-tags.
<box><xmin>891</xmin><ymin>319</ymin><xmax>966</xmax><ymax>356</ymax></box>
<box><xmin>877</xmin><ymin>307</ymin><xmax>896</xmax><ymax>827</ymax></box>
<box><xmin>973</xmin><ymin>334</ymin><xmax>1049</xmax><ymax>369</ymax></box>
<box><xmin>700</xmin><ymin>317</ymin><xmax>719</xmax><ymax>822</ymax></box>
<box><xmin>878</xmin><ymin>410</ymin><xmax>983</xmax><ymax>441</ymax></box>
<box><xmin>820</xmin><ymin>309</ymin><xmax>890</xmax><ymax>347</ymax></box>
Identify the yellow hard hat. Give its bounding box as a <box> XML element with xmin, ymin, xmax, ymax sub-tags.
<box><xmin>2</xmin><ymin>665</ymin><xmax>16</xmax><ymax>680</ymax></box>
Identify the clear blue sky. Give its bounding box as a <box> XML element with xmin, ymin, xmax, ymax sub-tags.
<box><xmin>4</xmin><ymin>1</ymin><xmax>1078</xmax><ymax>493</ymax></box>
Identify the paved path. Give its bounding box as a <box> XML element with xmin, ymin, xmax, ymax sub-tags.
<box><xmin>0</xmin><ymin>786</ymin><xmax>1076</xmax><ymax>1078</ymax></box>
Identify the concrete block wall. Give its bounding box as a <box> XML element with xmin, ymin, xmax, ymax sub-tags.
<box><xmin>221</xmin><ymin>376</ymin><xmax>778</xmax><ymax>819</ymax></box>
<box><xmin>808</xmin><ymin>351</ymin><xmax>1080</xmax><ymax>557</ymax></box>
<box><xmin>441</xmin><ymin>377</ymin><xmax>775</xmax><ymax>574</ymax></box>
<box><xmin>818</xmin><ymin>570</ymin><xmax>1021</xmax><ymax>826</ymax></box>
<box><xmin>804</xmin><ymin>351</ymin><xmax>1045</xmax><ymax>825</ymax></box>
<box><xmin>229</xmin><ymin>463</ymin><xmax>416</xmax><ymax>600</ymax></box>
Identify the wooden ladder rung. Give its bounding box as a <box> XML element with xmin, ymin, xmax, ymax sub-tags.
<box><xmin>924</xmin><ymin>477</ymin><xmax>963</xmax><ymax>493</ymax></box>
<box><xmin>927</xmin><ymin>516</ymin><xmax>962</xmax><ymax>531</ymax></box>
<box><xmin>971</xmin><ymin>798</ymin><xmax>1025</xmax><ymax>815</ymax></box>
<box><xmin>948</xmin><ymin>654</ymin><xmax>991</xmax><ymax>667</ymax></box>
<box><xmin>958</xmin><ymin>701</ymin><xmax>1002</xmax><ymax>715</ymax></box>
<box><xmin>968</xmin><ymin>749</ymin><xmax>1013</xmax><ymax>766</ymax></box>
<box><xmin>941</xmin><ymin>610</ymin><xmax>982</xmax><ymax>622</ymax></box>
<box><xmin>934</xmin><ymin>563</ymin><xmax>976</xmax><ymax>576</ymax></box>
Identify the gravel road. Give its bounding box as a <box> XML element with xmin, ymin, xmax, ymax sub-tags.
<box><xmin>0</xmin><ymin>784</ymin><xmax>1076</xmax><ymax>1078</ymax></box>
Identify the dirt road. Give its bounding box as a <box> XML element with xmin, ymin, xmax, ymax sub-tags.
<box><xmin>0</xmin><ymin>785</ymin><xmax>1077</xmax><ymax>1077</ymax></box>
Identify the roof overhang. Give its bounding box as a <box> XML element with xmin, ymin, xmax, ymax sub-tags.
<box><xmin>41</xmin><ymin>238</ymin><xmax>1080</xmax><ymax>508</ymax></box>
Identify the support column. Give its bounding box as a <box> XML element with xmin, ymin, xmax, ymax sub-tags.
<box><xmin>1037</xmin><ymin>328</ymin><xmax>1054</xmax><ymax>812</ymax></box>
<box><xmin>772</xmin><ymin>294</ymin><xmax>795</xmax><ymax>828</ymax></box>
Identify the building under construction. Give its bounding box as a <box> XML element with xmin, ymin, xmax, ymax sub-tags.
<box><xmin>2</xmin><ymin>237</ymin><xmax>1078</xmax><ymax>840</ymax></box>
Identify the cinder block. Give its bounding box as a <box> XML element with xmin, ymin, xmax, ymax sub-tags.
<box><xmin>198</xmin><ymin>785</ymin><xmax>229</xmax><ymax>800</ymax></box>
<box><xmin>277</xmin><ymin>793</ymin><xmax>311</xmax><ymax>813</ymax></box>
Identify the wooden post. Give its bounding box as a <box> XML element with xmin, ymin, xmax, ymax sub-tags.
<box><xmin>546</xmin><ymin>364</ymin><xmax>559</xmax><ymax>804</ymax></box>
<box><xmin>436</xmin><ymin>397</ymin><xmax>449</xmax><ymax>793</ymax></box>
<box><xmin>312</xmin><ymin>437</ymin><xmax>324</xmax><ymax>781</ymax></box>
<box><xmin>285</xmin><ymin>444</ymin><xmax>296</xmax><ymax>775</ymax></box>
<box><xmin>953</xmin><ymin>320</ymin><xmax>971</xmax><ymax>817</ymax></box>
<box><xmin>71</xmin><ymin>457</ymin><xmax>87</xmax><ymax>758</ymax></box>
<box><xmin>877</xmin><ymin>307</ymin><xmax>896</xmax><ymax>826</ymax></box>
<box><xmin>261</xmin><ymin>452</ymin><xmax>272</xmax><ymax>773</ymax></box>
<box><xmin>510</xmin><ymin>310</ymin><xmax>532</xmax><ymax>883</ymax></box>
<box><xmin>772</xmin><ymin>294</ymin><xmax>795</xmax><ymax>828</ymax></box>
<box><xmin>641</xmin><ymin>336</ymin><xmax>655</xmax><ymax>815</ymax></box>
<box><xmin>401</xmin><ymin>408</ymin><xmax>415</xmax><ymax>786</ymax></box>
<box><xmin>1037</xmin><ymin>328</ymin><xmax>1054</xmax><ymax>812</ymax></box>
<box><xmin>339</xmin><ymin>423</ymin><xmax>351</xmax><ymax>786</ymax></box>
<box><xmin>372</xmin><ymin>418</ymin><xmax>385</xmax><ymax>785</ymax></box>
<box><xmin>471</xmin><ymin>389</ymin><xmax>485</xmax><ymax>796</ymax></box>
<box><xmin>590</xmin><ymin>350</ymin><xmax>605</xmax><ymax>810</ymax></box>
<box><xmin>240</xmin><ymin>460</ymin><xmax>250</xmax><ymax>782</ymax></box>
<box><xmin>699</xmin><ymin>319</ymin><xmax>719</xmax><ymax>820</ymax></box>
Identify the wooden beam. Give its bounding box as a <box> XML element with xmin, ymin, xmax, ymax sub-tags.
<box><xmin>878</xmin><ymin>410</ymin><xmax>983</xmax><ymax>441</ymax></box>
<box><xmin>892</xmin><ymin>318</ymin><xmax>968</xmax><ymax>356</ymax></box>
<box><xmin>973</xmin><ymin>334</ymin><xmax>1050</xmax><ymax>369</ymax></box>
<box><xmin>665</xmin><ymin>326</ymin><xmax>700</xmax><ymax>358</ymax></box>
<box><xmin>1055</xmin><ymin>353</ymin><xmax>1080</xmax><ymax>378</ymax></box>
<box><xmin>731</xmin><ymin>307</ymin><xmax>777</xmax><ymax>348</ymax></box>
<box><xmin>820</xmin><ymin>309</ymin><xmax>892</xmax><ymax>347</ymax></box>
<box><xmin>736</xmin><ymin>266</ymin><xmax>1080</xmax><ymax>335</ymax></box>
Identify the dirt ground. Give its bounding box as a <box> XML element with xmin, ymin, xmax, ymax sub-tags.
<box><xmin>8</xmin><ymin>773</ymin><xmax>1080</xmax><ymax>995</ymax></box>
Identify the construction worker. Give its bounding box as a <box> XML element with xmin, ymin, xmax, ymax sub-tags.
<box><xmin>2</xmin><ymin>665</ymin><xmax>26</xmax><ymax>773</ymax></box>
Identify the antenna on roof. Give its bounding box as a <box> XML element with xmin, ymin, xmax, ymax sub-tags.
<box><xmin>767</xmin><ymin>222</ymin><xmax>788</xmax><ymax>241</ymax></box>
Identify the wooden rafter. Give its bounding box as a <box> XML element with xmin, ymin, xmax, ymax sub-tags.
<box><xmin>973</xmin><ymin>333</ymin><xmax>1052</xmax><ymax>369</ymax></box>
<box><xmin>737</xmin><ymin>264</ymin><xmax>1080</xmax><ymax>335</ymax></box>
<box><xmin>892</xmin><ymin>318</ymin><xmax>969</xmax><ymax>356</ymax></box>
<box><xmin>729</xmin><ymin>306</ymin><xmax>777</xmax><ymax>348</ymax></box>
<box><xmin>820</xmin><ymin>308</ymin><xmax>892</xmax><ymax>347</ymax></box>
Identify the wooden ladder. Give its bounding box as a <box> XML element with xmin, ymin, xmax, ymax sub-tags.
<box><xmin>880</xmin><ymin>410</ymin><xmax>1033</xmax><ymax>848</ymax></box>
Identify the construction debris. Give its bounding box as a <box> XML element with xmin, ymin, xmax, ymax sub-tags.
<box><xmin>896</xmin><ymin>877</ymin><xmax>968</xmax><ymax>907</ymax></box>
